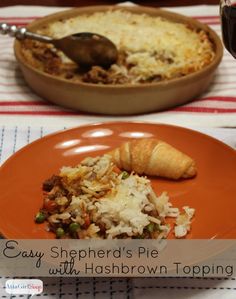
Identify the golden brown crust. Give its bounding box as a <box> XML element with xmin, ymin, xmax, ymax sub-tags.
<box><xmin>108</xmin><ymin>138</ymin><xmax>197</xmax><ymax>180</ymax></box>
<box><xmin>120</xmin><ymin>142</ymin><xmax>131</xmax><ymax>171</ymax></box>
<box><xmin>130</xmin><ymin>139</ymin><xmax>158</xmax><ymax>174</ymax></box>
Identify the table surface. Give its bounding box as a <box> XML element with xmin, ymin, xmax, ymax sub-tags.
<box><xmin>1</xmin><ymin>0</ymin><xmax>219</xmax><ymax>7</ymax></box>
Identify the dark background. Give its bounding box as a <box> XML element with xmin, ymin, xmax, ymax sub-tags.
<box><xmin>0</xmin><ymin>0</ymin><xmax>219</xmax><ymax>7</ymax></box>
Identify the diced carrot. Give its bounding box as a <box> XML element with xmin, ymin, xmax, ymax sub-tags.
<box><xmin>113</xmin><ymin>165</ymin><xmax>122</xmax><ymax>174</ymax></box>
<box><xmin>83</xmin><ymin>213</ymin><xmax>91</xmax><ymax>228</ymax></box>
<box><xmin>44</xmin><ymin>199</ymin><xmax>58</xmax><ymax>212</ymax></box>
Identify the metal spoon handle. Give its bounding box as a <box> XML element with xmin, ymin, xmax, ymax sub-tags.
<box><xmin>0</xmin><ymin>23</ymin><xmax>53</xmax><ymax>43</ymax></box>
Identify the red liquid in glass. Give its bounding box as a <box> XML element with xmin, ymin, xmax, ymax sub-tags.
<box><xmin>221</xmin><ymin>3</ymin><xmax>236</xmax><ymax>58</ymax></box>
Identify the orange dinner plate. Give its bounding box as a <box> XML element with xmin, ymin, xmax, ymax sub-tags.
<box><xmin>0</xmin><ymin>122</ymin><xmax>235</xmax><ymax>239</ymax></box>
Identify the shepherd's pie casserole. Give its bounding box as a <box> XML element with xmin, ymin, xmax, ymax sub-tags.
<box><xmin>21</xmin><ymin>10</ymin><xmax>216</xmax><ymax>85</ymax></box>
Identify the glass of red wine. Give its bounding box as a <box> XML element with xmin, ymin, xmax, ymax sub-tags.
<box><xmin>220</xmin><ymin>0</ymin><xmax>236</xmax><ymax>58</ymax></box>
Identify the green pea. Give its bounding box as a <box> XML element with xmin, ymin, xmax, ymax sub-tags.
<box><xmin>147</xmin><ymin>223</ymin><xmax>154</xmax><ymax>233</ymax></box>
<box><xmin>155</xmin><ymin>224</ymin><xmax>162</xmax><ymax>232</ymax></box>
<box><xmin>35</xmin><ymin>212</ymin><xmax>46</xmax><ymax>223</ymax></box>
<box><xmin>69</xmin><ymin>222</ymin><xmax>80</xmax><ymax>233</ymax></box>
<box><xmin>121</xmin><ymin>171</ymin><xmax>129</xmax><ymax>179</ymax></box>
<box><xmin>56</xmin><ymin>227</ymin><xmax>65</xmax><ymax>238</ymax></box>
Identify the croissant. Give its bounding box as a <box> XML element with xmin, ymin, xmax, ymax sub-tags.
<box><xmin>108</xmin><ymin>138</ymin><xmax>196</xmax><ymax>180</ymax></box>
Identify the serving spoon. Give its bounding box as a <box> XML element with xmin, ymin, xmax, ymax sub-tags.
<box><xmin>0</xmin><ymin>23</ymin><xmax>118</xmax><ymax>68</ymax></box>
